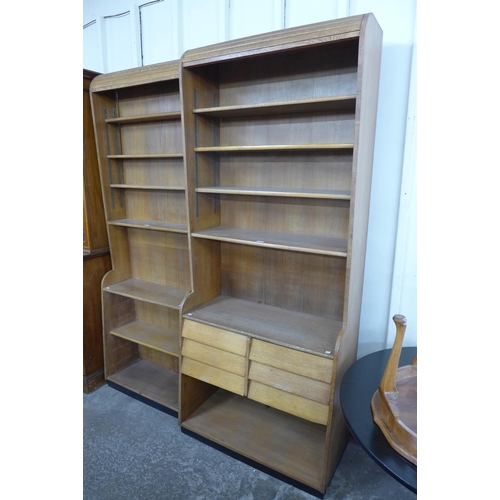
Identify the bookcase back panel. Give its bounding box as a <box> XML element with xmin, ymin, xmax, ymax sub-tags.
<box><xmin>122</xmin><ymin>159</ymin><xmax>185</xmax><ymax>188</ymax></box>
<box><xmin>221</xmin><ymin>243</ymin><xmax>346</xmax><ymax>320</ymax></box>
<box><xmin>116</xmin><ymin>82</ymin><xmax>181</xmax><ymax>116</ymax></box>
<box><xmin>127</xmin><ymin>229</ymin><xmax>191</xmax><ymax>289</ymax></box>
<box><xmin>120</xmin><ymin>122</ymin><xmax>183</xmax><ymax>155</ymax></box>
<box><xmin>135</xmin><ymin>300</ymin><xmax>180</xmax><ymax>333</ymax></box>
<box><xmin>216</xmin><ymin>41</ymin><xmax>359</xmax><ymax>106</ymax></box>
<box><xmin>217</xmin><ymin>152</ymin><xmax>353</xmax><ymax>192</ymax></box>
<box><xmin>106</xmin><ymin>226</ymin><xmax>133</xmax><ymax>273</ymax></box>
<box><xmin>139</xmin><ymin>345</ymin><xmax>179</xmax><ymax>372</ymax></box>
<box><xmin>103</xmin><ymin>293</ymin><xmax>138</xmax><ymax>374</ymax></box>
<box><xmin>218</xmin><ymin>113</ymin><xmax>355</xmax><ymax>147</ymax></box>
<box><xmin>220</xmin><ymin>196</ymin><xmax>350</xmax><ymax>239</ymax></box>
<box><xmin>123</xmin><ymin>191</ymin><xmax>187</xmax><ymax>223</ymax></box>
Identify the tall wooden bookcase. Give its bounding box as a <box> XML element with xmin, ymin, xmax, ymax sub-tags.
<box><xmin>90</xmin><ymin>61</ymin><xmax>191</xmax><ymax>414</ymax></box>
<box><xmin>178</xmin><ymin>14</ymin><xmax>382</xmax><ymax>494</ymax></box>
<box><xmin>89</xmin><ymin>13</ymin><xmax>382</xmax><ymax>496</ymax></box>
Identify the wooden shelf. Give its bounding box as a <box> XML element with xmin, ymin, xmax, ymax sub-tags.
<box><xmin>185</xmin><ymin>295</ymin><xmax>341</xmax><ymax>356</ymax></box>
<box><xmin>106</xmin><ymin>111</ymin><xmax>181</xmax><ymax>124</ymax></box>
<box><xmin>192</xmin><ymin>226</ymin><xmax>348</xmax><ymax>257</ymax></box>
<box><xmin>108</xmin><ymin>219</ymin><xmax>188</xmax><ymax>233</ymax></box>
<box><xmin>111</xmin><ymin>319</ymin><xmax>179</xmax><ymax>356</ymax></box>
<box><xmin>107</xmin><ymin>359</ymin><xmax>179</xmax><ymax>411</ymax></box>
<box><xmin>194</xmin><ymin>144</ymin><xmax>354</xmax><ymax>153</ymax></box>
<box><xmin>107</xmin><ymin>154</ymin><xmax>183</xmax><ymax>159</ymax></box>
<box><xmin>110</xmin><ymin>184</ymin><xmax>185</xmax><ymax>191</ymax></box>
<box><xmin>193</xmin><ymin>95</ymin><xmax>356</xmax><ymax>117</ymax></box>
<box><xmin>196</xmin><ymin>186</ymin><xmax>350</xmax><ymax>200</ymax></box>
<box><xmin>182</xmin><ymin>389</ymin><xmax>326</xmax><ymax>491</ymax></box>
<box><xmin>104</xmin><ymin>278</ymin><xmax>187</xmax><ymax>309</ymax></box>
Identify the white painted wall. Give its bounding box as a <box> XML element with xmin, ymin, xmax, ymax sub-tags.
<box><xmin>83</xmin><ymin>0</ymin><xmax>417</xmax><ymax>358</ymax></box>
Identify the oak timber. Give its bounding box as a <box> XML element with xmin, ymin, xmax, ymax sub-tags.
<box><xmin>182</xmin><ymin>390</ymin><xmax>327</xmax><ymax>490</ymax></box>
<box><xmin>185</xmin><ymin>295</ymin><xmax>341</xmax><ymax>355</ymax></box>
<box><xmin>107</xmin><ymin>359</ymin><xmax>179</xmax><ymax>410</ymax></box>
<box><xmin>90</xmin><ymin>60</ymin><xmax>191</xmax><ymax>412</ymax></box>
<box><xmin>179</xmin><ymin>13</ymin><xmax>382</xmax><ymax>494</ymax></box>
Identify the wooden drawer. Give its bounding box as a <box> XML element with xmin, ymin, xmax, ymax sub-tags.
<box><xmin>249</xmin><ymin>339</ymin><xmax>333</xmax><ymax>383</ymax></box>
<box><xmin>182</xmin><ymin>357</ymin><xmax>246</xmax><ymax>396</ymax></box>
<box><xmin>247</xmin><ymin>380</ymin><xmax>330</xmax><ymax>425</ymax></box>
<box><xmin>248</xmin><ymin>339</ymin><xmax>333</xmax><ymax>425</ymax></box>
<box><xmin>181</xmin><ymin>320</ymin><xmax>248</xmax><ymax>396</ymax></box>
<box><xmin>182</xmin><ymin>320</ymin><xmax>248</xmax><ymax>355</ymax></box>
<box><xmin>248</xmin><ymin>361</ymin><xmax>330</xmax><ymax>404</ymax></box>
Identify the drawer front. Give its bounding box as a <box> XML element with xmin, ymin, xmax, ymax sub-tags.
<box><xmin>248</xmin><ymin>361</ymin><xmax>330</xmax><ymax>405</ymax></box>
<box><xmin>182</xmin><ymin>338</ymin><xmax>246</xmax><ymax>376</ymax></box>
<box><xmin>181</xmin><ymin>319</ymin><xmax>248</xmax><ymax>396</ymax></box>
<box><xmin>182</xmin><ymin>319</ymin><xmax>248</xmax><ymax>355</ymax></box>
<box><xmin>182</xmin><ymin>358</ymin><xmax>246</xmax><ymax>396</ymax></box>
<box><xmin>248</xmin><ymin>339</ymin><xmax>333</xmax><ymax>425</ymax></box>
<box><xmin>250</xmin><ymin>339</ymin><xmax>333</xmax><ymax>383</ymax></box>
<box><xmin>247</xmin><ymin>381</ymin><xmax>329</xmax><ymax>425</ymax></box>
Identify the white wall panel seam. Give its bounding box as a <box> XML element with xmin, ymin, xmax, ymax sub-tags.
<box><xmin>130</xmin><ymin>4</ymin><xmax>143</xmax><ymax>66</ymax></box>
<box><xmin>96</xmin><ymin>16</ymin><xmax>107</xmax><ymax>73</ymax></box>
<box><xmin>220</xmin><ymin>0</ymin><xmax>230</xmax><ymax>43</ymax></box>
<box><xmin>385</xmin><ymin>25</ymin><xmax>417</xmax><ymax>348</ymax></box>
<box><xmin>275</xmin><ymin>0</ymin><xmax>285</xmax><ymax>30</ymax></box>
<box><xmin>177</xmin><ymin>0</ymin><xmax>184</xmax><ymax>58</ymax></box>
<box><xmin>338</xmin><ymin>0</ymin><xmax>350</xmax><ymax>19</ymax></box>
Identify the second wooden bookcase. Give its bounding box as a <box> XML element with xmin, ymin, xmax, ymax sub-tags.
<box><xmin>178</xmin><ymin>14</ymin><xmax>382</xmax><ymax>494</ymax></box>
<box><xmin>90</xmin><ymin>61</ymin><xmax>191</xmax><ymax>414</ymax></box>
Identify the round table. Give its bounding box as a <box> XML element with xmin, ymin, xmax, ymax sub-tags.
<box><xmin>340</xmin><ymin>346</ymin><xmax>417</xmax><ymax>493</ymax></box>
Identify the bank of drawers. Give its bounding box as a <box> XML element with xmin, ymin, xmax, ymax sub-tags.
<box><xmin>181</xmin><ymin>320</ymin><xmax>249</xmax><ymax>396</ymax></box>
<box><xmin>181</xmin><ymin>319</ymin><xmax>333</xmax><ymax>425</ymax></box>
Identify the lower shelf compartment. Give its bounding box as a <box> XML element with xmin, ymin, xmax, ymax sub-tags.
<box><xmin>107</xmin><ymin>359</ymin><xmax>179</xmax><ymax>412</ymax></box>
<box><xmin>181</xmin><ymin>388</ymin><xmax>327</xmax><ymax>491</ymax></box>
<box><xmin>111</xmin><ymin>319</ymin><xmax>179</xmax><ymax>356</ymax></box>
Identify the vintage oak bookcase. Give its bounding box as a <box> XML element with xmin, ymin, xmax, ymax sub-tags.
<box><xmin>89</xmin><ymin>12</ymin><xmax>381</xmax><ymax>495</ymax></box>
<box><xmin>178</xmin><ymin>14</ymin><xmax>382</xmax><ymax>494</ymax></box>
<box><xmin>90</xmin><ymin>61</ymin><xmax>191</xmax><ymax>413</ymax></box>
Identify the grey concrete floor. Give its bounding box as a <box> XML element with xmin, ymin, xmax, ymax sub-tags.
<box><xmin>83</xmin><ymin>384</ymin><xmax>417</xmax><ymax>500</ymax></box>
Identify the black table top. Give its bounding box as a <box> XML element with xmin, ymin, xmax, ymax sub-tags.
<box><xmin>340</xmin><ymin>347</ymin><xmax>417</xmax><ymax>493</ymax></box>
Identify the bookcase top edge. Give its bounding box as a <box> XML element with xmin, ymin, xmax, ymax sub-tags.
<box><xmin>90</xmin><ymin>59</ymin><xmax>180</xmax><ymax>92</ymax></box>
<box><xmin>181</xmin><ymin>14</ymin><xmax>369</xmax><ymax>68</ymax></box>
